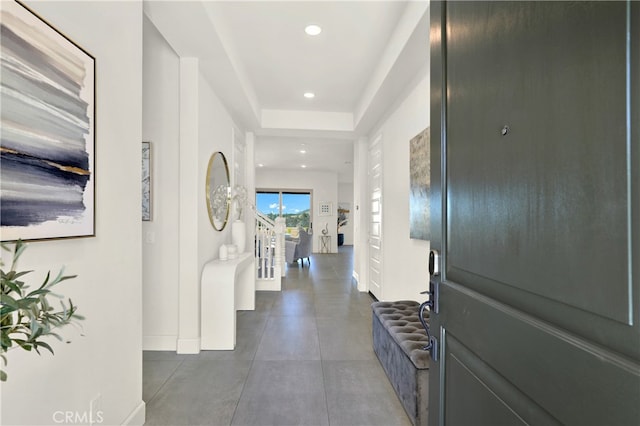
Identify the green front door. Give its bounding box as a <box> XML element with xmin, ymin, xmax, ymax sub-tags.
<box><xmin>429</xmin><ymin>1</ymin><xmax>639</xmax><ymax>424</ymax></box>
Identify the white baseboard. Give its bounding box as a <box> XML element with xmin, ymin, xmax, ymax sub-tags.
<box><xmin>143</xmin><ymin>335</ymin><xmax>177</xmax><ymax>351</ymax></box>
<box><xmin>357</xmin><ymin>274</ymin><xmax>368</xmax><ymax>293</ymax></box>
<box><xmin>121</xmin><ymin>401</ymin><xmax>145</xmax><ymax>426</ymax></box>
<box><xmin>256</xmin><ymin>280</ymin><xmax>281</xmax><ymax>291</ymax></box>
<box><xmin>176</xmin><ymin>338</ymin><xmax>200</xmax><ymax>354</ymax></box>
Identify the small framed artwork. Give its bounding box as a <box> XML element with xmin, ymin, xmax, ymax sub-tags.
<box><xmin>318</xmin><ymin>202</ymin><xmax>332</xmax><ymax>217</ymax></box>
<box><xmin>1</xmin><ymin>0</ymin><xmax>96</xmax><ymax>241</ymax></box>
<box><xmin>142</xmin><ymin>142</ymin><xmax>151</xmax><ymax>221</ymax></box>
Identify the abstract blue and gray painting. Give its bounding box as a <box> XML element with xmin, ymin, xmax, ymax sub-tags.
<box><xmin>1</xmin><ymin>3</ymin><xmax>93</xmax><ymax>239</ymax></box>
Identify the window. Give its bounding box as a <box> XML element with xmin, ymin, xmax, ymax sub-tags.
<box><xmin>256</xmin><ymin>190</ymin><xmax>312</xmax><ymax>236</ymax></box>
<box><xmin>255</xmin><ymin>191</ymin><xmax>280</xmax><ymax>221</ymax></box>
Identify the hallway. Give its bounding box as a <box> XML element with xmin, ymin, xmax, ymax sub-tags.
<box><xmin>143</xmin><ymin>247</ymin><xmax>411</xmax><ymax>426</ymax></box>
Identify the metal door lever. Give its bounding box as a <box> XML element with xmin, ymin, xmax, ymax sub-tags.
<box><xmin>419</xmin><ymin>250</ymin><xmax>441</xmax><ymax>362</ymax></box>
<box><xmin>419</xmin><ymin>278</ymin><xmax>439</xmax><ymax>361</ymax></box>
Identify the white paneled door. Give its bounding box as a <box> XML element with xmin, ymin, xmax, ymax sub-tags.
<box><xmin>368</xmin><ymin>134</ymin><xmax>383</xmax><ymax>299</ymax></box>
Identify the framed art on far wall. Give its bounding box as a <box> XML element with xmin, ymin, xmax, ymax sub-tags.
<box><xmin>1</xmin><ymin>0</ymin><xmax>95</xmax><ymax>241</ymax></box>
<box><xmin>409</xmin><ymin>127</ymin><xmax>430</xmax><ymax>241</ymax></box>
<box><xmin>141</xmin><ymin>142</ymin><xmax>151</xmax><ymax>221</ymax></box>
<box><xmin>318</xmin><ymin>202</ymin><xmax>332</xmax><ymax>217</ymax></box>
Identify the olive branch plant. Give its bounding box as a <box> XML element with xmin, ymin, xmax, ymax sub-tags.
<box><xmin>0</xmin><ymin>240</ymin><xmax>84</xmax><ymax>381</ymax></box>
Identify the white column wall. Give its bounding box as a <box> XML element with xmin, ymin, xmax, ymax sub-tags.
<box><xmin>177</xmin><ymin>58</ymin><xmax>201</xmax><ymax>354</ymax></box>
<box><xmin>353</xmin><ymin>137</ymin><xmax>369</xmax><ymax>292</ymax></box>
<box><xmin>142</xmin><ymin>15</ymin><xmax>180</xmax><ymax>351</ymax></box>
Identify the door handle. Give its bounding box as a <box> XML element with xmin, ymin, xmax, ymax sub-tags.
<box><xmin>419</xmin><ymin>282</ymin><xmax>438</xmax><ymax>361</ymax></box>
<box><xmin>420</xmin><ymin>250</ymin><xmax>440</xmax><ymax>362</ymax></box>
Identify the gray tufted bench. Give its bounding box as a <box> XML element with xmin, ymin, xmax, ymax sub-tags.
<box><xmin>372</xmin><ymin>300</ymin><xmax>429</xmax><ymax>426</ymax></box>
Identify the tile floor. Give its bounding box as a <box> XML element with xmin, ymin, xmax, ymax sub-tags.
<box><xmin>143</xmin><ymin>246</ymin><xmax>411</xmax><ymax>426</ymax></box>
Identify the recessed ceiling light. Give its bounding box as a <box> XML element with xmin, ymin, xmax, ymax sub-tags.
<box><xmin>258</xmin><ymin>163</ymin><xmax>264</xmax><ymax>167</ymax></box>
<box><xmin>303</xmin><ymin>92</ymin><xmax>315</xmax><ymax>99</ymax></box>
<box><xmin>305</xmin><ymin>24</ymin><xmax>322</xmax><ymax>36</ymax></box>
<box><xmin>301</xmin><ymin>164</ymin><xmax>307</xmax><ymax>168</ymax></box>
<box><xmin>300</xmin><ymin>149</ymin><xmax>307</xmax><ymax>154</ymax></box>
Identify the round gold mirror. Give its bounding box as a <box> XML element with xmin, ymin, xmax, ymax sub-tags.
<box><xmin>206</xmin><ymin>152</ymin><xmax>230</xmax><ymax>231</ymax></box>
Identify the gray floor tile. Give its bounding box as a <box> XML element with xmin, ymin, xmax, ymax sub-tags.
<box><xmin>326</xmin><ymin>390</ymin><xmax>412</xmax><ymax>426</ymax></box>
<box><xmin>143</xmin><ymin>359</ymin><xmax>183</xmax><ymax>403</ymax></box>
<box><xmin>254</xmin><ymin>316</ymin><xmax>321</xmax><ymax>360</ymax></box>
<box><xmin>317</xmin><ymin>318</ymin><xmax>376</xmax><ymax>361</ymax></box>
<box><xmin>323</xmin><ymin>360</ymin><xmax>412</xmax><ymax>426</ymax></box>
<box><xmin>143</xmin><ymin>350</ymin><xmax>191</xmax><ymax>361</ymax></box>
<box><xmin>198</xmin><ymin>327</ymin><xmax>262</xmax><ymax>361</ymax></box>
<box><xmin>237</xmin><ymin>310</ymin><xmax>269</xmax><ymax>332</ymax></box>
<box><xmin>314</xmin><ymin>294</ymin><xmax>372</xmax><ymax>319</ymax></box>
<box><xmin>231</xmin><ymin>393</ymin><xmax>330</xmax><ymax>426</ymax></box>
<box><xmin>254</xmin><ymin>291</ymin><xmax>278</xmax><ymax>312</ymax></box>
<box><xmin>144</xmin><ymin>359</ymin><xmax>251</xmax><ymax>426</ymax></box>
<box><xmin>311</xmin><ymin>278</ymin><xmax>355</xmax><ymax>295</ymax></box>
<box><xmin>241</xmin><ymin>360</ymin><xmax>324</xmax><ymax>395</ymax></box>
<box><xmin>232</xmin><ymin>361</ymin><xmax>329</xmax><ymax>426</ymax></box>
<box><xmin>270</xmin><ymin>289</ymin><xmax>316</xmax><ymax>317</ymax></box>
<box><xmin>143</xmin><ymin>247</ymin><xmax>412</xmax><ymax>426</ymax></box>
<box><xmin>232</xmin><ymin>360</ymin><xmax>328</xmax><ymax>426</ymax></box>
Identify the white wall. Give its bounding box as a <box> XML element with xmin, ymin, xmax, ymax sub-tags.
<box><xmin>142</xmin><ymin>16</ymin><xmax>242</xmax><ymax>352</ymax></box>
<box><xmin>197</xmin><ymin>74</ymin><xmax>235</xmax><ymax>273</ymax></box>
<box><xmin>142</xmin><ymin>16</ymin><xmax>180</xmax><ymax>351</ymax></box>
<box><xmin>353</xmin><ymin>137</ymin><xmax>368</xmax><ymax>290</ymax></box>
<box><xmin>367</xmin><ymin>72</ymin><xmax>430</xmax><ymax>302</ymax></box>
<box><xmin>1</xmin><ymin>2</ymin><xmax>144</xmax><ymax>425</ymax></box>
<box><xmin>256</xmin><ymin>169</ymin><xmax>338</xmax><ymax>253</ymax></box>
<box><xmin>338</xmin><ymin>183</ymin><xmax>354</xmax><ymax>245</ymax></box>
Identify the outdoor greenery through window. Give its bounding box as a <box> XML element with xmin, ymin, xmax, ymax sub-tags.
<box><xmin>256</xmin><ymin>191</ymin><xmax>311</xmax><ymax>237</ymax></box>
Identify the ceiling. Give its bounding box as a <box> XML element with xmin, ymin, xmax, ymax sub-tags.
<box><xmin>143</xmin><ymin>1</ymin><xmax>430</xmax><ymax>183</ymax></box>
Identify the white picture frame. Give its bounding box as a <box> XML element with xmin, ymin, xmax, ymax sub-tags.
<box><xmin>318</xmin><ymin>201</ymin><xmax>332</xmax><ymax>217</ymax></box>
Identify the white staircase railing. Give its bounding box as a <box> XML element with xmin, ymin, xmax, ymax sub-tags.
<box><xmin>248</xmin><ymin>203</ymin><xmax>285</xmax><ymax>291</ymax></box>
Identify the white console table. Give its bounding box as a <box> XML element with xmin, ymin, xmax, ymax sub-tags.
<box><xmin>201</xmin><ymin>252</ymin><xmax>255</xmax><ymax>350</ymax></box>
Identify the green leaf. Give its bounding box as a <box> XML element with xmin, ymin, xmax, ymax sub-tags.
<box><xmin>0</xmin><ymin>294</ymin><xmax>19</xmax><ymax>309</ymax></box>
<box><xmin>11</xmin><ymin>270</ymin><xmax>32</xmax><ymax>280</ymax></box>
<box><xmin>49</xmin><ymin>268</ymin><xmax>73</xmax><ymax>287</ymax></box>
<box><xmin>35</xmin><ymin>341</ymin><xmax>54</xmax><ymax>355</ymax></box>
<box><xmin>40</xmin><ymin>296</ymin><xmax>50</xmax><ymax>311</ymax></box>
<box><xmin>0</xmin><ymin>305</ymin><xmax>18</xmax><ymax>317</ymax></box>
<box><xmin>25</xmin><ymin>288</ymin><xmax>50</xmax><ymax>298</ymax></box>
<box><xmin>1</xmin><ymin>369</ymin><xmax>6</xmax><ymax>382</ymax></box>
<box><xmin>30</xmin><ymin>319</ymin><xmax>42</xmax><ymax>338</ymax></box>
<box><xmin>14</xmin><ymin>340</ymin><xmax>32</xmax><ymax>351</ymax></box>
<box><xmin>12</xmin><ymin>240</ymin><xmax>27</xmax><ymax>265</ymax></box>
<box><xmin>1</xmin><ymin>334</ymin><xmax>13</xmax><ymax>349</ymax></box>
<box><xmin>16</xmin><ymin>297</ymin><xmax>39</xmax><ymax>308</ymax></box>
<box><xmin>41</xmin><ymin>270</ymin><xmax>51</xmax><ymax>287</ymax></box>
<box><xmin>56</xmin><ymin>274</ymin><xmax>77</xmax><ymax>284</ymax></box>
<box><xmin>2</xmin><ymin>280</ymin><xmax>23</xmax><ymax>295</ymax></box>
